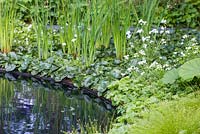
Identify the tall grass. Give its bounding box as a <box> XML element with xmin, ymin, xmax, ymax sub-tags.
<box><xmin>0</xmin><ymin>0</ymin><xmax>16</xmax><ymax>53</ymax></box>
<box><xmin>132</xmin><ymin>0</ymin><xmax>160</xmax><ymax>36</ymax></box>
<box><xmin>19</xmin><ymin>0</ymin><xmax>161</xmax><ymax>64</ymax></box>
<box><xmin>76</xmin><ymin>0</ymin><xmax>109</xmax><ymax>66</ymax></box>
<box><xmin>31</xmin><ymin>0</ymin><xmax>54</xmax><ymax>59</ymax></box>
<box><xmin>111</xmin><ymin>0</ymin><xmax>132</xmax><ymax>60</ymax></box>
<box><xmin>57</xmin><ymin>0</ymin><xmax>83</xmax><ymax>58</ymax></box>
<box><xmin>131</xmin><ymin>96</ymin><xmax>200</xmax><ymax>134</ymax></box>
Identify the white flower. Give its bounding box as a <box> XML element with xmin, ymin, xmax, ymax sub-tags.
<box><xmin>165</xmin><ymin>30</ymin><xmax>170</xmax><ymax>34</ymax></box>
<box><xmin>161</xmin><ymin>39</ymin><xmax>166</xmax><ymax>44</ymax></box>
<box><xmin>27</xmin><ymin>24</ymin><xmax>32</xmax><ymax>31</ymax></box>
<box><xmin>126</xmin><ymin>31</ymin><xmax>132</xmax><ymax>39</ymax></box>
<box><xmin>124</xmin><ymin>55</ymin><xmax>129</xmax><ymax>60</ymax></box>
<box><xmin>173</xmin><ymin>52</ymin><xmax>178</xmax><ymax>55</ymax></box>
<box><xmin>180</xmin><ymin>52</ymin><xmax>185</xmax><ymax>57</ymax></box>
<box><xmin>138</xmin><ymin>19</ymin><xmax>147</xmax><ymax>25</ymax></box>
<box><xmin>134</xmin><ymin>53</ymin><xmax>139</xmax><ymax>57</ymax></box>
<box><xmin>161</xmin><ymin>26</ymin><xmax>165</xmax><ymax>30</ymax></box>
<box><xmin>161</xmin><ymin>19</ymin><xmax>167</xmax><ymax>24</ymax></box>
<box><xmin>149</xmin><ymin>29</ymin><xmax>158</xmax><ymax>34</ymax></box>
<box><xmin>127</xmin><ymin>66</ymin><xmax>133</xmax><ymax>72</ymax></box>
<box><xmin>142</xmin><ymin>36</ymin><xmax>150</xmax><ymax>42</ymax></box>
<box><xmin>182</xmin><ymin>34</ymin><xmax>188</xmax><ymax>39</ymax></box>
<box><xmin>160</xmin><ymin>30</ymin><xmax>164</xmax><ymax>34</ymax></box>
<box><xmin>66</xmin><ymin>23</ymin><xmax>68</xmax><ymax>26</ymax></box>
<box><xmin>141</xmin><ymin>71</ymin><xmax>145</xmax><ymax>75</ymax></box>
<box><xmin>133</xmin><ymin>67</ymin><xmax>139</xmax><ymax>72</ymax></box>
<box><xmin>139</xmin><ymin>49</ymin><xmax>146</xmax><ymax>55</ymax></box>
<box><xmin>191</xmin><ymin>37</ymin><xmax>196</xmax><ymax>42</ymax></box>
<box><xmin>14</xmin><ymin>29</ymin><xmax>18</xmax><ymax>33</ymax></box>
<box><xmin>53</xmin><ymin>29</ymin><xmax>57</xmax><ymax>35</ymax></box>
<box><xmin>126</xmin><ymin>30</ymin><xmax>131</xmax><ymax>35</ymax></box>
<box><xmin>138</xmin><ymin>59</ymin><xmax>147</xmax><ymax>65</ymax></box>
<box><xmin>149</xmin><ymin>61</ymin><xmax>158</xmax><ymax>68</ymax></box>
<box><xmin>87</xmin><ymin>27</ymin><xmax>91</xmax><ymax>31</ymax></box>
<box><xmin>136</xmin><ymin>29</ymin><xmax>143</xmax><ymax>34</ymax></box>
<box><xmin>149</xmin><ymin>40</ymin><xmax>154</xmax><ymax>44</ymax></box>
<box><xmin>62</xmin><ymin>42</ymin><xmax>66</xmax><ymax>46</ymax></box>
<box><xmin>143</xmin><ymin>44</ymin><xmax>147</xmax><ymax>49</ymax></box>
<box><xmin>159</xmin><ymin>26</ymin><xmax>166</xmax><ymax>34</ymax></box>
<box><xmin>74</xmin><ymin>34</ymin><xmax>77</xmax><ymax>38</ymax></box>
<box><xmin>191</xmin><ymin>43</ymin><xmax>197</xmax><ymax>46</ymax></box>
<box><xmin>186</xmin><ymin>46</ymin><xmax>192</xmax><ymax>50</ymax></box>
<box><xmin>121</xmin><ymin>73</ymin><xmax>126</xmax><ymax>76</ymax></box>
<box><xmin>71</xmin><ymin>38</ymin><xmax>76</xmax><ymax>43</ymax></box>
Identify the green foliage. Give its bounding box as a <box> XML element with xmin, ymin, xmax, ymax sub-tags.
<box><xmin>106</xmin><ymin>70</ymin><xmax>171</xmax><ymax>123</ymax></box>
<box><xmin>162</xmin><ymin>58</ymin><xmax>200</xmax><ymax>84</ymax></box>
<box><xmin>179</xmin><ymin>58</ymin><xmax>200</xmax><ymax>81</ymax></box>
<box><xmin>162</xmin><ymin>68</ymin><xmax>179</xmax><ymax>84</ymax></box>
<box><xmin>164</xmin><ymin>0</ymin><xmax>200</xmax><ymax>28</ymax></box>
<box><xmin>130</xmin><ymin>96</ymin><xmax>200</xmax><ymax>134</ymax></box>
<box><xmin>0</xmin><ymin>0</ymin><xmax>17</xmax><ymax>53</ymax></box>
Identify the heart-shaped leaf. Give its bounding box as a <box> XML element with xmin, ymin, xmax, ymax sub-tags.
<box><xmin>162</xmin><ymin>68</ymin><xmax>179</xmax><ymax>84</ymax></box>
<box><xmin>178</xmin><ymin>58</ymin><xmax>200</xmax><ymax>81</ymax></box>
<box><xmin>5</xmin><ymin>63</ymin><xmax>16</xmax><ymax>72</ymax></box>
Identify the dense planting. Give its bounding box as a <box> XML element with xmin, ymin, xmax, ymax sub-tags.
<box><xmin>0</xmin><ymin>0</ymin><xmax>200</xmax><ymax>133</ymax></box>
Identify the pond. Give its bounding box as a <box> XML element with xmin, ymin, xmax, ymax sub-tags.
<box><xmin>0</xmin><ymin>74</ymin><xmax>113</xmax><ymax>134</ymax></box>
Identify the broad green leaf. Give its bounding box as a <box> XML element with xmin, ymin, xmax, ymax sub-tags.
<box><xmin>111</xmin><ymin>69</ymin><xmax>122</xmax><ymax>79</ymax></box>
<box><xmin>178</xmin><ymin>58</ymin><xmax>200</xmax><ymax>81</ymax></box>
<box><xmin>5</xmin><ymin>63</ymin><xmax>16</xmax><ymax>72</ymax></box>
<box><xmin>83</xmin><ymin>76</ymin><xmax>94</xmax><ymax>87</ymax></box>
<box><xmin>161</xmin><ymin>68</ymin><xmax>179</xmax><ymax>84</ymax></box>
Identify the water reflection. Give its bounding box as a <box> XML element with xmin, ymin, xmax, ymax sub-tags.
<box><xmin>0</xmin><ymin>78</ymin><xmax>112</xmax><ymax>134</ymax></box>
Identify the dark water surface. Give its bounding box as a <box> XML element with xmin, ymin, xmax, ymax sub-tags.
<box><xmin>0</xmin><ymin>76</ymin><xmax>113</xmax><ymax>134</ymax></box>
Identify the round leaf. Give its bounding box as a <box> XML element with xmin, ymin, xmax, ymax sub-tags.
<box><xmin>178</xmin><ymin>58</ymin><xmax>200</xmax><ymax>81</ymax></box>
<box><xmin>5</xmin><ymin>63</ymin><xmax>16</xmax><ymax>72</ymax></box>
<box><xmin>161</xmin><ymin>68</ymin><xmax>179</xmax><ymax>84</ymax></box>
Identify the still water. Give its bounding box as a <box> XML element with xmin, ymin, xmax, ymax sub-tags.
<box><xmin>0</xmin><ymin>76</ymin><xmax>113</xmax><ymax>134</ymax></box>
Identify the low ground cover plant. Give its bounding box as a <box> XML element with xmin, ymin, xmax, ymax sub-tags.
<box><xmin>130</xmin><ymin>95</ymin><xmax>200</xmax><ymax>134</ymax></box>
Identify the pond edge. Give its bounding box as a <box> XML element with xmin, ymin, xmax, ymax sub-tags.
<box><xmin>0</xmin><ymin>68</ymin><xmax>116</xmax><ymax>110</ymax></box>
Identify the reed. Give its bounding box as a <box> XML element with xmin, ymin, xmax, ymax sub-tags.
<box><xmin>137</xmin><ymin>0</ymin><xmax>160</xmax><ymax>35</ymax></box>
<box><xmin>111</xmin><ymin>0</ymin><xmax>132</xmax><ymax>60</ymax></box>
<box><xmin>57</xmin><ymin>0</ymin><xmax>83</xmax><ymax>58</ymax></box>
<box><xmin>81</xmin><ymin>0</ymin><xmax>110</xmax><ymax>66</ymax></box>
<box><xmin>32</xmin><ymin>0</ymin><xmax>53</xmax><ymax>59</ymax></box>
<box><xmin>0</xmin><ymin>0</ymin><xmax>17</xmax><ymax>53</ymax></box>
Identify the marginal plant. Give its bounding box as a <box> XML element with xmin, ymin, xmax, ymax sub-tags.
<box><xmin>134</xmin><ymin>0</ymin><xmax>160</xmax><ymax>35</ymax></box>
<box><xmin>96</xmin><ymin>0</ymin><xmax>112</xmax><ymax>49</ymax></box>
<box><xmin>82</xmin><ymin>0</ymin><xmax>109</xmax><ymax>66</ymax></box>
<box><xmin>0</xmin><ymin>0</ymin><xmax>17</xmax><ymax>53</ymax></box>
<box><xmin>111</xmin><ymin>0</ymin><xmax>131</xmax><ymax>60</ymax></box>
<box><xmin>57</xmin><ymin>0</ymin><xmax>83</xmax><ymax>58</ymax></box>
<box><xmin>31</xmin><ymin>0</ymin><xmax>54</xmax><ymax>59</ymax></box>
